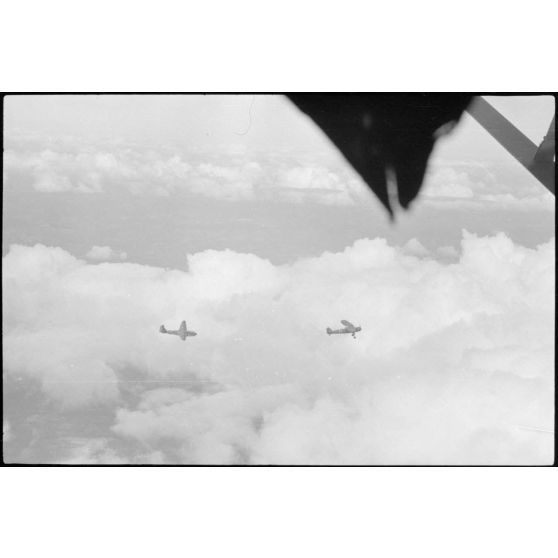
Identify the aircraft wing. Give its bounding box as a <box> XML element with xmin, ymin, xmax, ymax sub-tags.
<box><xmin>179</xmin><ymin>321</ymin><xmax>187</xmax><ymax>340</ymax></box>
<box><xmin>341</xmin><ymin>320</ymin><xmax>354</xmax><ymax>328</ymax></box>
<box><xmin>288</xmin><ymin>94</ymin><xmax>473</xmax><ymax>216</ymax></box>
<box><xmin>288</xmin><ymin>95</ymin><xmax>554</xmax><ymax>215</ymax></box>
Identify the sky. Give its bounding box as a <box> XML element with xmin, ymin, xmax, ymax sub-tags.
<box><xmin>2</xmin><ymin>94</ymin><xmax>555</xmax><ymax>464</ymax></box>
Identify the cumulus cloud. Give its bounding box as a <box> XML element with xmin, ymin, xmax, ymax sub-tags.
<box><xmin>3</xmin><ymin>135</ymin><xmax>366</xmax><ymax>206</ymax></box>
<box><xmin>423</xmin><ymin>164</ymin><xmax>554</xmax><ymax>211</ymax></box>
<box><xmin>2</xmin><ymin>232</ymin><xmax>554</xmax><ymax>464</ymax></box>
<box><xmin>86</xmin><ymin>245</ymin><xmax>127</xmax><ymax>261</ymax></box>
<box><xmin>51</xmin><ymin>436</ymin><xmax>163</xmax><ymax>465</ymax></box>
<box><xmin>403</xmin><ymin>238</ymin><xmax>430</xmax><ymax>258</ymax></box>
<box><xmin>4</xmin><ymin>129</ymin><xmax>554</xmax><ymax>212</ymax></box>
<box><xmin>271</xmin><ymin>165</ymin><xmax>357</xmax><ymax>205</ymax></box>
<box><xmin>3</xmin><ymin>420</ymin><xmax>12</xmax><ymax>443</ymax></box>
<box><xmin>437</xmin><ymin>245</ymin><xmax>459</xmax><ymax>259</ymax></box>
<box><xmin>34</xmin><ymin>171</ymin><xmax>75</xmax><ymax>193</ymax></box>
<box><xmin>189</xmin><ymin>162</ymin><xmax>257</xmax><ymax>201</ymax></box>
<box><xmin>424</xmin><ymin>167</ymin><xmax>478</xmax><ymax>199</ymax></box>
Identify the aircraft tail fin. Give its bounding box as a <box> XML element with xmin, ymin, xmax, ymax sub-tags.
<box><xmin>326</xmin><ymin>327</ymin><xmax>332</xmax><ymax>335</ymax></box>
<box><xmin>159</xmin><ymin>325</ymin><xmax>167</xmax><ymax>333</ymax></box>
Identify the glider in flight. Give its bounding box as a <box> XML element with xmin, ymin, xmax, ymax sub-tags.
<box><xmin>159</xmin><ymin>320</ymin><xmax>197</xmax><ymax>341</ymax></box>
<box><xmin>327</xmin><ymin>320</ymin><xmax>362</xmax><ymax>339</ymax></box>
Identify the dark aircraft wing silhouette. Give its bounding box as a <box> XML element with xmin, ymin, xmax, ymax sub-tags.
<box><xmin>341</xmin><ymin>320</ymin><xmax>355</xmax><ymax>328</ymax></box>
<box><xmin>287</xmin><ymin>94</ymin><xmax>473</xmax><ymax>217</ymax></box>
<box><xmin>287</xmin><ymin>94</ymin><xmax>554</xmax><ymax>216</ymax></box>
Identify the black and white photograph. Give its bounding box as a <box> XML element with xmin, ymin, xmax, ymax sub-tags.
<box><xmin>1</xmin><ymin>3</ymin><xmax>557</xmax><ymax>556</ymax></box>
<box><xmin>2</xmin><ymin>93</ymin><xmax>554</xmax><ymax>465</ymax></box>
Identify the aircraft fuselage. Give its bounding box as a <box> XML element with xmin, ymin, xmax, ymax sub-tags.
<box><xmin>159</xmin><ymin>322</ymin><xmax>197</xmax><ymax>341</ymax></box>
<box><xmin>165</xmin><ymin>330</ymin><xmax>197</xmax><ymax>338</ymax></box>
<box><xmin>326</xmin><ymin>325</ymin><xmax>362</xmax><ymax>338</ymax></box>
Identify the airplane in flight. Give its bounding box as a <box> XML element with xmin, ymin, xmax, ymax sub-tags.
<box><xmin>159</xmin><ymin>320</ymin><xmax>197</xmax><ymax>341</ymax></box>
<box><xmin>326</xmin><ymin>320</ymin><xmax>362</xmax><ymax>339</ymax></box>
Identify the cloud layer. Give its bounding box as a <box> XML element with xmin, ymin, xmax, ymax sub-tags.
<box><xmin>6</xmin><ymin>132</ymin><xmax>552</xmax><ymax>211</ymax></box>
<box><xmin>3</xmin><ymin>232</ymin><xmax>554</xmax><ymax>464</ymax></box>
<box><xmin>86</xmin><ymin>245</ymin><xmax>127</xmax><ymax>261</ymax></box>
<box><xmin>423</xmin><ymin>164</ymin><xmax>554</xmax><ymax>210</ymax></box>
<box><xmin>3</xmin><ymin>134</ymin><xmax>365</xmax><ymax>205</ymax></box>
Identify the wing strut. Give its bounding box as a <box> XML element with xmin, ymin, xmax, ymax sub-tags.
<box><xmin>466</xmin><ymin>97</ymin><xmax>555</xmax><ymax>194</ymax></box>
